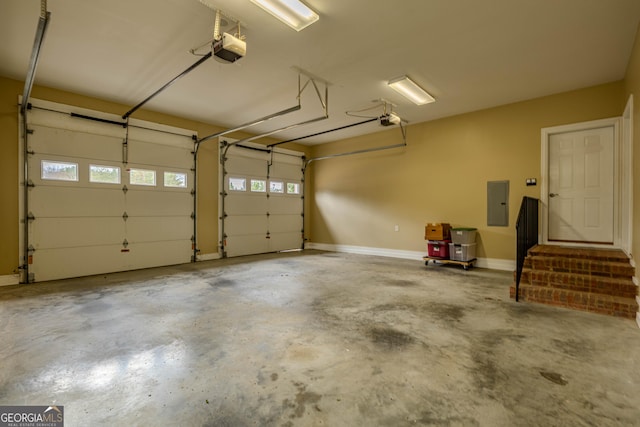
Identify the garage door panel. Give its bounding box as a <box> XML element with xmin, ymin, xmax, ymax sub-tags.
<box><xmin>30</xmin><ymin>125</ymin><xmax>123</xmax><ymax>161</ymax></box>
<box><xmin>30</xmin><ymin>245</ymin><xmax>128</xmax><ymax>282</ymax></box>
<box><xmin>124</xmin><ymin>241</ymin><xmax>192</xmax><ymax>270</ymax></box>
<box><xmin>269</xmin><ymin>215</ymin><xmax>302</xmax><ymax>233</ymax></box>
<box><xmin>225</xmin><ymin>195</ymin><xmax>268</xmax><ymax>215</ymax></box>
<box><xmin>25</xmin><ymin>99</ymin><xmax>196</xmax><ymax>282</ymax></box>
<box><xmin>127</xmin><ymin>127</ymin><xmax>194</xmax><ymax>150</ymax></box>
<box><xmin>269</xmin><ymin>197</ymin><xmax>302</xmax><ymax>215</ymax></box>
<box><xmin>269</xmin><ymin>232</ymin><xmax>302</xmax><ymax>252</ymax></box>
<box><xmin>28</xmin><ymin>110</ymin><xmax>125</xmax><ymax>139</ymax></box>
<box><xmin>126</xmin><ymin>217</ymin><xmax>192</xmax><ymax>242</ymax></box>
<box><xmin>32</xmin><ymin>217</ymin><xmax>124</xmax><ymax>249</ymax></box>
<box><xmin>225</xmin><ymin>157</ymin><xmax>267</xmax><ymax>177</ymax></box>
<box><xmin>222</xmin><ymin>141</ymin><xmax>303</xmax><ymax>257</ymax></box>
<box><xmin>128</xmin><ymin>139</ymin><xmax>193</xmax><ymax>169</ymax></box>
<box><xmin>225</xmin><ymin>236</ymin><xmax>270</xmax><ymax>258</ymax></box>
<box><xmin>30</xmin><ymin>187</ymin><xmax>125</xmax><ymax>217</ymax></box>
<box><xmin>270</xmin><ymin>163</ymin><xmax>302</xmax><ymax>180</ymax></box>
<box><xmin>226</xmin><ymin>216</ymin><xmax>268</xmax><ymax>235</ymax></box>
<box><xmin>125</xmin><ymin>191</ymin><xmax>193</xmax><ymax>216</ymax></box>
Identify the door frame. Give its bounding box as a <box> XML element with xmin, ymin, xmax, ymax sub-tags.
<box><xmin>540</xmin><ymin>117</ymin><xmax>627</xmax><ymax>250</ymax></box>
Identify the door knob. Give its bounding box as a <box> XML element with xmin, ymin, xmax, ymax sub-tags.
<box><xmin>549</xmin><ymin>193</ymin><xmax>559</xmax><ymax>198</ymax></box>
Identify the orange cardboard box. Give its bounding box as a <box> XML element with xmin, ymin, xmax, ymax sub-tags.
<box><xmin>425</xmin><ymin>223</ymin><xmax>451</xmax><ymax>241</ymax></box>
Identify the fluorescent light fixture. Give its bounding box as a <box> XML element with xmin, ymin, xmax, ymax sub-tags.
<box><xmin>387</xmin><ymin>76</ymin><xmax>435</xmax><ymax>105</ymax></box>
<box><xmin>250</xmin><ymin>0</ymin><xmax>319</xmax><ymax>31</ymax></box>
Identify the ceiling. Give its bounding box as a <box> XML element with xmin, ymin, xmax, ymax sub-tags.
<box><xmin>1</xmin><ymin>0</ymin><xmax>639</xmax><ymax>145</ymax></box>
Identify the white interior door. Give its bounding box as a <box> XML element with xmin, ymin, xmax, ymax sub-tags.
<box><xmin>548</xmin><ymin>126</ymin><xmax>615</xmax><ymax>243</ymax></box>
<box><xmin>221</xmin><ymin>141</ymin><xmax>304</xmax><ymax>257</ymax></box>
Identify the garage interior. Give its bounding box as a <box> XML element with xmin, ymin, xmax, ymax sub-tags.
<box><xmin>1</xmin><ymin>1</ymin><xmax>640</xmax><ymax>425</ymax></box>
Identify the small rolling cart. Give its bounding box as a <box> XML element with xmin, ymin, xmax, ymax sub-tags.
<box><xmin>424</xmin><ymin>225</ymin><xmax>477</xmax><ymax>270</ymax></box>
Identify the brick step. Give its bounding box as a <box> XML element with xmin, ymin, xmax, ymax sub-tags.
<box><xmin>517</xmin><ymin>269</ymin><xmax>638</xmax><ymax>298</ymax></box>
<box><xmin>522</xmin><ymin>255</ymin><xmax>635</xmax><ymax>278</ymax></box>
<box><xmin>527</xmin><ymin>245</ymin><xmax>630</xmax><ymax>263</ymax></box>
<box><xmin>509</xmin><ymin>284</ymin><xmax>639</xmax><ymax>319</ymax></box>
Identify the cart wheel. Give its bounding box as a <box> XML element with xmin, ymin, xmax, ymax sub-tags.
<box><xmin>425</xmin><ymin>260</ymin><xmax>430</xmax><ymax>266</ymax></box>
<box><xmin>463</xmin><ymin>265</ymin><xmax>469</xmax><ymax>271</ymax></box>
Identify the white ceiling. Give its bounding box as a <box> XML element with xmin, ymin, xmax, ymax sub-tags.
<box><xmin>1</xmin><ymin>0</ymin><xmax>639</xmax><ymax>144</ymax></box>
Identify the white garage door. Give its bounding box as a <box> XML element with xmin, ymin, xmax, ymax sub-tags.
<box><xmin>221</xmin><ymin>140</ymin><xmax>304</xmax><ymax>257</ymax></box>
<box><xmin>24</xmin><ymin>99</ymin><xmax>195</xmax><ymax>282</ymax></box>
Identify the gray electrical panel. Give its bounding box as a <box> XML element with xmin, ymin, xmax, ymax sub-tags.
<box><xmin>487</xmin><ymin>180</ymin><xmax>509</xmax><ymax>226</ymax></box>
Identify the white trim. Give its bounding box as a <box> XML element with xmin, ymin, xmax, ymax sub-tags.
<box><xmin>196</xmin><ymin>252</ymin><xmax>221</xmax><ymax>261</ymax></box>
<box><xmin>541</xmin><ymin>117</ymin><xmax>622</xmax><ymax>248</ymax></box>
<box><xmin>305</xmin><ymin>242</ymin><xmax>515</xmax><ymax>271</ymax></box>
<box><xmin>17</xmin><ymin>96</ymin><xmax>25</xmax><ymax>281</ymax></box>
<box><xmin>0</xmin><ymin>274</ymin><xmax>20</xmax><ymax>287</ymax></box>
<box><xmin>622</xmin><ymin>95</ymin><xmax>634</xmax><ymax>256</ymax></box>
<box><xmin>306</xmin><ymin>242</ymin><xmax>424</xmax><ymax>260</ymax></box>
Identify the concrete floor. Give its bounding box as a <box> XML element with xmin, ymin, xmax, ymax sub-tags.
<box><xmin>0</xmin><ymin>250</ymin><xmax>639</xmax><ymax>426</ymax></box>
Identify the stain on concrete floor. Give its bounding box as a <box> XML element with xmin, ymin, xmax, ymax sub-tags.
<box><xmin>0</xmin><ymin>250</ymin><xmax>639</xmax><ymax>426</ymax></box>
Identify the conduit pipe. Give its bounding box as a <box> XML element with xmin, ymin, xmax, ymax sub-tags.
<box><xmin>21</xmin><ymin>0</ymin><xmax>51</xmax><ymax>283</ymax></box>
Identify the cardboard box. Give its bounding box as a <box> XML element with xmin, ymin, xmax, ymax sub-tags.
<box><xmin>427</xmin><ymin>240</ymin><xmax>451</xmax><ymax>258</ymax></box>
<box><xmin>425</xmin><ymin>223</ymin><xmax>451</xmax><ymax>241</ymax></box>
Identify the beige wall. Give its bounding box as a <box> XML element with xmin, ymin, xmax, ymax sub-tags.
<box><xmin>0</xmin><ymin>76</ymin><xmax>309</xmax><ymax>277</ymax></box>
<box><xmin>626</xmin><ymin>23</ymin><xmax>640</xmax><ymax>269</ymax></box>
<box><xmin>0</xmin><ymin>53</ymin><xmax>635</xmax><ymax>276</ymax></box>
<box><xmin>308</xmin><ymin>81</ymin><xmax>625</xmax><ymax>261</ymax></box>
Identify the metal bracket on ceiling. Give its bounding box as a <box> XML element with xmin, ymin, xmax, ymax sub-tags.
<box><xmin>294</xmin><ymin>66</ymin><xmax>330</xmax><ymax>115</ymax></box>
<box><xmin>198</xmin><ymin>69</ymin><xmax>330</xmax><ymax>154</ymax></box>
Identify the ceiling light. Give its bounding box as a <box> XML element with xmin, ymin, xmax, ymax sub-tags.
<box><xmin>387</xmin><ymin>76</ymin><xmax>435</xmax><ymax>105</ymax></box>
<box><xmin>250</xmin><ymin>0</ymin><xmax>319</xmax><ymax>31</ymax></box>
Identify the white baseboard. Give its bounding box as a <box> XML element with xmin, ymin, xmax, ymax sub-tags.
<box><xmin>197</xmin><ymin>253</ymin><xmax>221</xmax><ymax>261</ymax></box>
<box><xmin>305</xmin><ymin>242</ymin><xmax>515</xmax><ymax>271</ymax></box>
<box><xmin>0</xmin><ymin>274</ymin><xmax>20</xmax><ymax>287</ymax></box>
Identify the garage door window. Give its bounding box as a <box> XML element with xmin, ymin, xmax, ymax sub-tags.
<box><xmin>41</xmin><ymin>160</ymin><xmax>78</xmax><ymax>182</ymax></box>
<box><xmin>130</xmin><ymin>168</ymin><xmax>156</xmax><ymax>186</ymax></box>
<box><xmin>89</xmin><ymin>165</ymin><xmax>120</xmax><ymax>184</ymax></box>
<box><xmin>270</xmin><ymin>181</ymin><xmax>284</xmax><ymax>193</ymax></box>
<box><xmin>251</xmin><ymin>179</ymin><xmax>266</xmax><ymax>192</ymax></box>
<box><xmin>164</xmin><ymin>171</ymin><xmax>187</xmax><ymax>188</ymax></box>
<box><xmin>287</xmin><ymin>182</ymin><xmax>300</xmax><ymax>194</ymax></box>
<box><xmin>229</xmin><ymin>177</ymin><xmax>246</xmax><ymax>191</ymax></box>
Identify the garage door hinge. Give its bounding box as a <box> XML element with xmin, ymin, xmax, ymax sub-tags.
<box><xmin>220</xmin><ymin>191</ymin><xmax>227</xmax><ymax>197</ymax></box>
<box><xmin>191</xmin><ymin>212</ymin><xmax>195</xmax><ymax>219</ymax></box>
<box><xmin>122</xmin><ymin>185</ymin><xmax>128</xmax><ymax>194</ymax></box>
<box><xmin>27</xmin><ymin>212</ymin><xmax>36</xmax><ymax>221</ymax></box>
<box><xmin>191</xmin><ymin>189</ymin><xmax>196</xmax><ymax>196</ymax></box>
<box><xmin>122</xmin><ymin>239</ymin><xmax>129</xmax><ymax>248</ymax></box>
<box><xmin>122</xmin><ymin>212</ymin><xmax>128</xmax><ymax>221</ymax></box>
<box><xmin>26</xmin><ymin>128</ymin><xmax>34</xmax><ymax>135</ymax></box>
<box><xmin>26</xmin><ymin>179</ymin><xmax>35</xmax><ymax>188</ymax></box>
<box><xmin>266</xmin><ymin>212</ymin><xmax>270</xmax><ymax>217</ymax></box>
<box><xmin>28</xmin><ymin>245</ymin><xmax>36</xmax><ymax>253</ymax></box>
<box><xmin>26</xmin><ymin>150</ymin><xmax>35</xmax><ymax>155</ymax></box>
